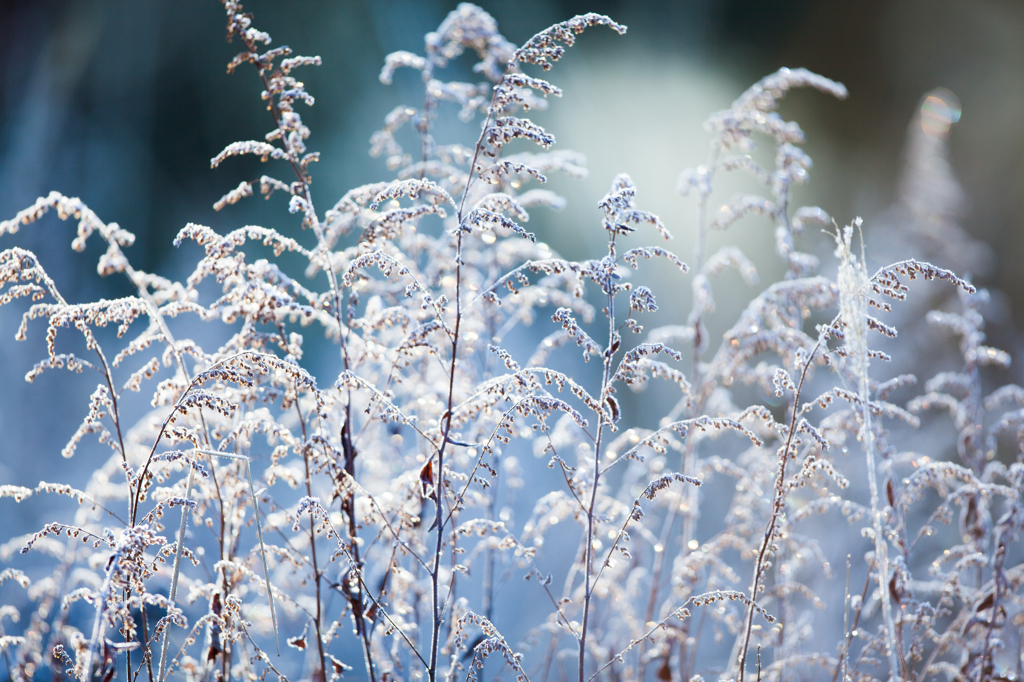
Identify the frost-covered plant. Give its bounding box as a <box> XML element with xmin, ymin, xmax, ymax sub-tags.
<box><xmin>1</xmin><ymin>3</ymin><xmax>1022</xmax><ymax>682</ymax></box>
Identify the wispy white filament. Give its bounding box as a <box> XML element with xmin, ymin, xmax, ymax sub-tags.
<box><xmin>836</xmin><ymin>219</ymin><xmax>900</xmax><ymax>681</ymax></box>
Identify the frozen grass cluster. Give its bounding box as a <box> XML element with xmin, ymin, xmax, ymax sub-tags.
<box><xmin>1</xmin><ymin>3</ymin><xmax>1022</xmax><ymax>682</ymax></box>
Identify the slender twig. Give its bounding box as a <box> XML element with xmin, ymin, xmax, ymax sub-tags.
<box><xmin>832</xmin><ymin>557</ymin><xmax>871</xmax><ymax>682</ymax></box>
<box><xmin>737</xmin><ymin>338</ymin><xmax>823</xmax><ymax>681</ymax></box>
<box><xmin>239</xmin><ymin>623</ymin><xmax>292</xmax><ymax>682</ymax></box>
<box><xmin>157</xmin><ymin>467</ymin><xmax>194</xmax><ymax>682</ymax></box>
<box><xmin>426</xmin><ymin>42</ymin><xmax>518</xmax><ymax>682</ymax></box>
<box><xmin>230</xmin><ymin>28</ymin><xmax>379</xmax><ymax>680</ymax></box>
<box><xmin>589</xmin><ymin>590</ymin><xmax>772</xmax><ymax>682</ymax></box>
<box><xmin>295</xmin><ymin>400</ymin><xmax>329</xmax><ymax>681</ymax></box>
<box><xmin>842</xmin><ymin>556</ymin><xmax>851</xmax><ymax>682</ymax></box>
<box><xmin>139</xmin><ymin>604</ymin><xmax>155</xmax><ymax>682</ymax></box>
<box><xmin>297</xmin><ymin>497</ymin><xmax>428</xmax><ymax>670</ymax></box>
<box><xmin>578</xmin><ymin>232</ymin><xmax>619</xmax><ymax>682</ymax></box>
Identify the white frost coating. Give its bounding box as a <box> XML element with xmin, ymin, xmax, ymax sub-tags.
<box><xmin>836</xmin><ymin>220</ymin><xmax>870</xmax><ymax>382</ymax></box>
<box><xmin>836</xmin><ymin>218</ymin><xmax>900</xmax><ymax>681</ymax></box>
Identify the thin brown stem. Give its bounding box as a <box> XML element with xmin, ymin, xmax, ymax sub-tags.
<box><xmin>340</xmin><ymin>421</ymin><xmax>378</xmax><ymax>682</ymax></box>
<box><xmin>579</xmin><ymin>251</ymin><xmax>618</xmax><ymax>682</ymax></box>
<box><xmin>298</xmin><ymin>407</ymin><xmax>328</xmax><ymax>682</ymax></box>
<box><xmin>93</xmin><ymin>345</ymin><xmax>127</xmax><ymax>466</ymax></box>
<box><xmin>125</xmin><ymin>590</ymin><xmax>132</xmax><ymax>682</ymax></box>
<box><xmin>235</xmin><ymin>31</ymin><xmax>378</xmax><ymax>679</ymax></box>
<box><xmin>424</xmin><ymin>50</ymin><xmax>518</xmax><ymax>682</ymax></box>
<box><xmin>639</xmin><ymin>507</ymin><xmax>677</xmax><ymax>678</ymax></box>
<box><xmin>139</xmin><ymin>604</ymin><xmax>155</xmax><ymax>682</ymax></box>
<box><xmin>737</xmin><ymin>339</ymin><xmax>822</xmax><ymax>681</ymax></box>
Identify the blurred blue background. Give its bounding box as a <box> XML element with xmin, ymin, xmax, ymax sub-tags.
<box><xmin>2</xmin><ymin>0</ymin><xmax>1023</xmax><ymax>605</ymax></box>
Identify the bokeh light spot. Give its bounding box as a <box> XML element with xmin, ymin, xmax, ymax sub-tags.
<box><xmin>920</xmin><ymin>88</ymin><xmax>961</xmax><ymax>137</ymax></box>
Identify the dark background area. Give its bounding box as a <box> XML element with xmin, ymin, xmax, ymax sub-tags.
<box><xmin>1</xmin><ymin>0</ymin><xmax>1022</xmax><ymax>566</ymax></box>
